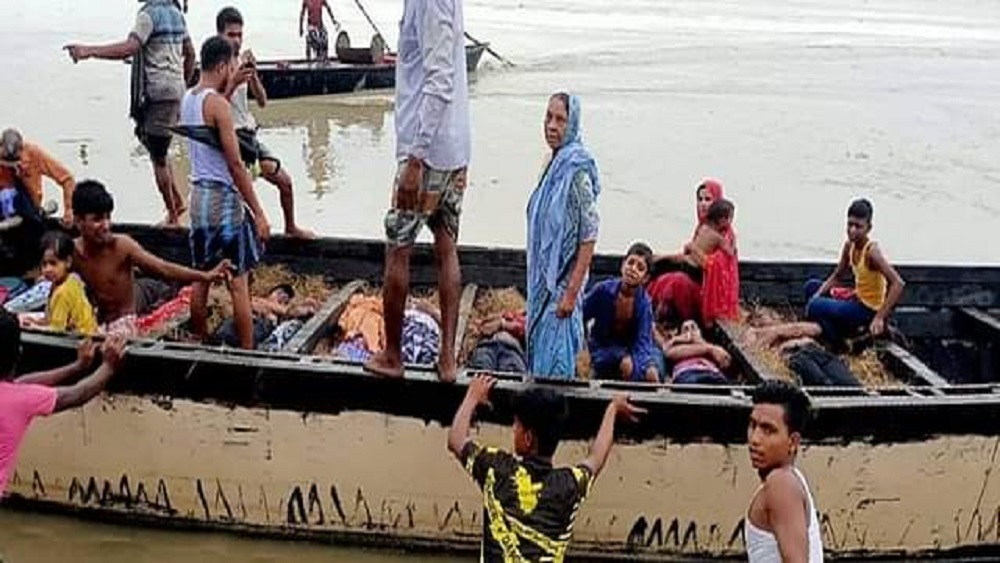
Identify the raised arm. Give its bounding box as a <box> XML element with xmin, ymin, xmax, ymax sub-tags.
<box><xmin>16</xmin><ymin>340</ymin><xmax>96</xmax><ymax>387</ymax></box>
<box><xmin>582</xmin><ymin>395</ymin><xmax>645</xmax><ymax>478</ymax></box>
<box><xmin>54</xmin><ymin>336</ymin><xmax>126</xmax><ymax>413</ymax></box>
<box><xmin>124</xmin><ymin>235</ymin><xmax>226</xmax><ymax>284</ymax></box>
<box><xmin>205</xmin><ymin>94</ymin><xmax>271</xmax><ymax>241</ymax></box>
<box><xmin>867</xmin><ymin>242</ymin><xmax>906</xmax><ymax>335</ymax></box>
<box><xmin>815</xmin><ymin>241</ymin><xmax>851</xmax><ymax>298</ymax></box>
<box><xmin>448</xmin><ymin>376</ymin><xmax>495</xmax><ymax>458</ymax></box>
<box><xmin>766</xmin><ymin>471</ymin><xmax>811</xmax><ymax>563</ymax></box>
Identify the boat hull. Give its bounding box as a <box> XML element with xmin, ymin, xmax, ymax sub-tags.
<box><xmin>5</xmin><ymin>224</ymin><xmax>1000</xmax><ymax>558</ymax></box>
<box><xmin>256</xmin><ymin>44</ymin><xmax>487</xmax><ymax>100</ymax></box>
<box><xmin>6</xmin><ymin>395</ymin><xmax>1000</xmax><ymax>560</ymax></box>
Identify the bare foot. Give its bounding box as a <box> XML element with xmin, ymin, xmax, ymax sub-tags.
<box><xmin>437</xmin><ymin>356</ymin><xmax>458</xmax><ymax>383</ymax></box>
<box><xmin>285</xmin><ymin>226</ymin><xmax>318</xmax><ymax>240</ymax></box>
<box><xmin>157</xmin><ymin>213</ymin><xmax>184</xmax><ymax>230</ymax></box>
<box><xmin>364</xmin><ymin>352</ymin><xmax>404</xmax><ymax>378</ymax></box>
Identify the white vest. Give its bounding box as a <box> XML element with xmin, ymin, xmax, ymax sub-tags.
<box><xmin>745</xmin><ymin>467</ymin><xmax>824</xmax><ymax>563</ymax></box>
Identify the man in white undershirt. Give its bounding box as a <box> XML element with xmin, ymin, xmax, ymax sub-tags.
<box><xmin>217</xmin><ymin>6</ymin><xmax>315</xmax><ymax>239</ymax></box>
<box><xmin>745</xmin><ymin>380</ymin><xmax>825</xmax><ymax>563</ymax></box>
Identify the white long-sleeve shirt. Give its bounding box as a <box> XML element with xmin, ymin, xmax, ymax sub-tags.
<box><xmin>394</xmin><ymin>0</ymin><xmax>470</xmax><ymax>171</ymax></box>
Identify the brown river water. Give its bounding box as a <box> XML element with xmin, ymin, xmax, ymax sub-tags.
<box><xmin>2</xmin><ymin>0</ymin><xmax>1000</xmax><ymax>560</ymax></box>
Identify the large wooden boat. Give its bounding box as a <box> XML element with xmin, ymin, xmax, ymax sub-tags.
<box><xmin>4</xmin><ymin>224</ymin><xmax>1000</xmax><ymax>560</ymax></box>
<box><xmin>255</xmin><ymin>43</ymin><xmax>488</xmax><ymax>100</ymax></box>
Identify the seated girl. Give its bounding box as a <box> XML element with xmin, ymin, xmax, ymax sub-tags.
<box><xmin>19</xmin><ymin>231</ymin><xmax>98</xmax><ymax>335</ymax></box>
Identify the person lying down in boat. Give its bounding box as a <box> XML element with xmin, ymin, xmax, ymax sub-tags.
<box><xmin>214</xmin><ymin>283</ymin><xmax>320</xmax><ymax>351</ymax></box>
<box><xmin>658</xmin><ymin>320</ymin><xmax>732</xmax><ymax>385</ymax></box>
<box><xmin>336</xmin><ymin>294</ymin><xmax>441</xmax><ymax>367</ymax></box>
<box><xmin>70</xmin><ymin>180</ymin><xmax>231</xmax><ymax>337</ymax></box>
<box><xmin>468</xmin><ymin>310</ymin><xmax>527</xmax><ymax>373</ymax></box>
<box><xmin>745</xmin><ymin>312</ymin><xmax>861</xmax><ymax>387</ymax></box>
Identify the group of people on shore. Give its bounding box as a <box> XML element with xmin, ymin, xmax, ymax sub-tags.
<box><xmin>0</xmin><ymin>0</ymin><xmax>916</xmax><ymax>561</ymax></box>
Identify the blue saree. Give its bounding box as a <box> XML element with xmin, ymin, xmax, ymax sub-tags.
<box><xmin>525</xmin><ymin>95</ymin><xmax>601</xmax><ymax>379</ymax></box>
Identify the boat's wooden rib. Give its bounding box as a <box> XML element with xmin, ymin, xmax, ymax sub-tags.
<box><xmin>880</xmin><ymin>342</ymin><xmax>950</xmax><ymax>391</ymax></box>
<box><xmin>282</xmin><ymin>280</ymin><xmax>365</xmax><ymax>354</ymax></box>
<box><xmin>454</xmin><ymin>284</ymin><xmax>478</xmax><ymax>363</ymax></box>
<box><xmin>958</xmin><ymin>307</ymin><xmax>1000</xmax><ymax>342</ymax></box>
<box><xmin>714</xmin><ymin>320</ymin><xmax>777</xmax><ymax>382</ymax></box>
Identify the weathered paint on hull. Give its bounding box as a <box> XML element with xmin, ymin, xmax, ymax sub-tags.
<box><xmin>6</xmin><ymin>396</ymin><xmax>1000</xmax><ymax>560</ymax></box>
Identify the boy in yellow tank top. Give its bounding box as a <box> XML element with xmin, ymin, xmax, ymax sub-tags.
<box><xmin>804</xmin><ymin>199</ymin><xmax>906</xmax><ymax>346</ymax></box>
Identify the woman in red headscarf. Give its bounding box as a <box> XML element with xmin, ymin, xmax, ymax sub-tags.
<box><xmin>649</xmin><ymin>179</ymin><xmax>740</xmax><ymax>327</ymax></box>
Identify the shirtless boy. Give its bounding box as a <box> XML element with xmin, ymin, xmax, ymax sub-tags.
<box><xmin>746</xmin><ymin>380</ymin><xmax>824</xmax><ymax>562</ymax></box>
<box><xmin>584</xmin><ymin>242</ymin><xmax>659</xmax><ymax>382</ymax></box>
<box><xmin>71</xmin><ymin>180</ymin><xmax>230</xmax><ymax>335</ymax></box>
<box><xmin>681</xmin><ymin>198</ymin><xmax>735</xmax><ymax>281</ymax></box>
<box><xmin>298</xmin><ymin>0</ymin><xmax>339</xmax><ymax>60</ymax></box>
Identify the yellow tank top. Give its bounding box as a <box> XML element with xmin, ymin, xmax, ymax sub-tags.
<box><xmin>851</xmin><ymin>240</ymin><xmax>886</xmax><ymax>311</ymax></box>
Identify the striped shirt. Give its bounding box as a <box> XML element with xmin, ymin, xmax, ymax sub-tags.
<box><xmin>130</xmin><ymin>0</ymin><xmax>189</xmax><ymax>102</ymax></box>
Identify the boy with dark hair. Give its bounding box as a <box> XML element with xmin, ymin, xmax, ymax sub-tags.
<box><xmin>71</xmin><ymin>180</ymin><xmax>230</xmax><ymax>335</ymax></box>
<box><xmin>448</xmin><ymin>376</ymin><xmax>644</xmax><ymax>561</ymax></box>
<box><xmin>0</xmin><ymin>311</ymin><xmax>126</xmax><ymax>495</ymax></box>
<box><xmin>216</xmin><ymin>6</ymin><xmax>314</xmax><ymax>239</ymax></box>
<box><xmin>180</xmin><ymin>36</ymin><xmax>271</xmax><ymax>349</ymax></box>
<box><xmin>746</xmin><ymin>380</ymin><xmax>824</xmax><ymax>562</ymax></box>
<box><xmin>805</xmin><ymin>198</ymin><xmax>905</xmax><ymax>343</ymax></box>
<box><xmin>584</xmin><ymin>242</ymin><xmax>659</xmax><ymax>382</ymax></box>
<box><xmin>64</xmin><ymin>0</ymin><xmax>196</xmax><ymax>227</ymax></box>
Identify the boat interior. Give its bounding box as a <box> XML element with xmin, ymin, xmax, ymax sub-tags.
<box><xmin>13</xmin><ymin>226</ymin><xmax>1000</xmax><ymax>443</ymax></box>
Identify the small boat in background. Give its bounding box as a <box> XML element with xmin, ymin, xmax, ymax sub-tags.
<box><xmin>254</xmin><ymin>31</ymin><xmax>489</xmax><ymax>100</ymax></box>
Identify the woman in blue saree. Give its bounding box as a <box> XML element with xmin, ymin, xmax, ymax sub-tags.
<box><xmin>526</xmin><ymin>93</ymin><xmax>601</xmax><ymax>379</ymax></box>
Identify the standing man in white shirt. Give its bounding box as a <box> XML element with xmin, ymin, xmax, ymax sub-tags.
<box><xmin>365</xmin><ymin>0</ymin><xmax>470</xmax><ymax>383</ymax></box>
<box><xmin>745</xmin><ymin>380</ymin><xmax>825</xmax><ymax>563</ymax></box>
<box><xmin>216</xmin><ymin>7</ymin><xmax>315</xmax><ymax>239</ymax></box>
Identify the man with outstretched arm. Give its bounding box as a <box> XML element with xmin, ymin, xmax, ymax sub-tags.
<box><xmin>64</xmin><ymin>0</ymin><xmax>195</xmax><ymax>227</ymax></box>
<box><xmin>448</xmin><ymin>376</ymin><xmax>645</xmax><ymax>560</ymax></box>
<box><xmin>745</xmin><ymin>380</ymin><xmax>825</xmax><ymax>562</ymax></box>
<box><xmin>0</xmin><ymin>312</ymin><xmax>127</xmax><ymax>496</ymax></box>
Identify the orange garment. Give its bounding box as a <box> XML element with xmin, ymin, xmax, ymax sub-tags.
<box><xmin>338</xmin><ymin>294</ymin><xmax>385</xmax><ymax>352</ymax></box>
<box><xmin>0</xmin><ymin>142</ymin><xmax>75</xmax><ymax>212</ymax></box>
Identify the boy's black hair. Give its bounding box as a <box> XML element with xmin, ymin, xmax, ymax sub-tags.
<box><xmin>269</xmin><ymin>283</ymin><xmax>296</xmax><ymax>300</ymax></box>
<box><xmin>848</xmin><ymin>198</ymin><xmax>874</xmax><ymax>223</ymax></box>
<box><xmin>626</xmin><ymin>241</ymin><xmax>654</xmax><ymax>273</ymax></box>
<box><xmin>0</xmin><ymin>310</ymin><xmax>21</xmax><ymax>376</ymax></box>
<box><xmin>512</xmin><ymin>387</ymin><xmax>569</xmax><ymax>458</ymax></box>
<box><xmin>750</xmin><ymin>380</ymin><xmax>811</xmax><ymax>435</ymax></box>
<box><xmin>706</xmin><ymin>198</ymin><xmax>735</xmax><ymax>224</ymax></box>
<box><xmin>40</xmin><ymin>230</ymin><xmax>74</xmax><ymax>261</ymax></box>
<box><xmin>200</xmin><ymin>36</ymin><xmax>235</xmax><ymax>72</ymax></box>
<box><xmin>216</xmin><ymin>6</ymin><xmax>243</xmax><ymax>33</ymax></box>
<box><xmin>72</xmin><ymin>180</ymin><xmax>114</xmax><ymax>217</ymax></box>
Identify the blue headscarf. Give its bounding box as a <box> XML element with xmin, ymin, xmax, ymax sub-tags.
<box><xmin>527</xmin><ymin>94</ymin><xmax>601</xmax><ymax>296</ymax></box>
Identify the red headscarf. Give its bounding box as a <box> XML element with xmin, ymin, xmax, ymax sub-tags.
<box><xmin>696</xmin><ymin>178</ymin><xmax>725</xmax><ymax>226</ymax></box>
